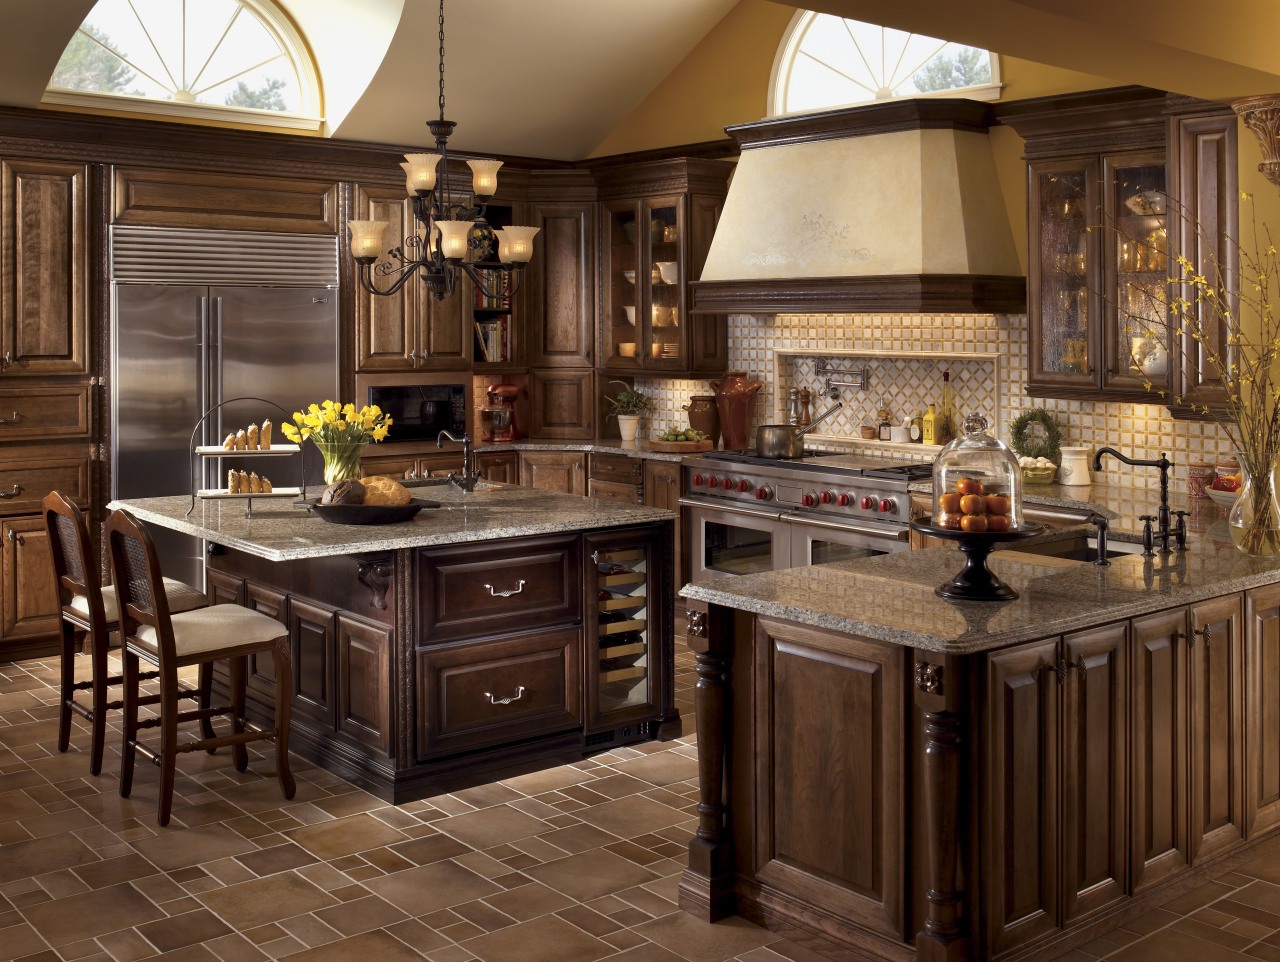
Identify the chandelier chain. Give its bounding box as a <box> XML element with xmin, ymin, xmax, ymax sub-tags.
<box><xmin>437</xmin><ymin>0</ymin><xmax>446</xmax><ymax>122</ymax></box>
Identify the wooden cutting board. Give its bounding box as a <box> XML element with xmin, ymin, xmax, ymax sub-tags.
<box><xmin>648</xmin><ymin>440</ymin><xmax>714</xmax><ymax>453</ymax></box>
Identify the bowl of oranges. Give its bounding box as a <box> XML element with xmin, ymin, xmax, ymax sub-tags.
<box><xmin>934</xmin><ymin>477</ymin><xmax>1014</xmax><ymax>533</ymax></box>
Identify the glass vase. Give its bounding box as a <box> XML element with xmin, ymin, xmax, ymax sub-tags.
<box><xmin>1228</xmin><ymin>458</ymin><xmax>1280</xmax><ymax>557</ymax></box>
<box><xmin>313</xmin><ymin>440</ymin><xmax>365</xmax><ymax>485</ymax></box>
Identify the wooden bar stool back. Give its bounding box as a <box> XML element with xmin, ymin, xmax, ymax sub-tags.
<box><xmin>42</xmin><ymin>491</ymin><xmax>209</xmax><ymax>776</ymax></box>
<box><xmin>105</xmin><ymin>508</ymin><xmax>296</xmax><ymax>826</ymax></box>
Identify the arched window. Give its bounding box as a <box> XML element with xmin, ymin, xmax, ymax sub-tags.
<box><xmin>44</xmin><ymin>0</ymin><xmax>322</xmax><ymax>131</ymax></box>
<box><xmin>770</xmin><ymin>11</ymin><xmax>1001</xmax><ymax>117</ymax></box>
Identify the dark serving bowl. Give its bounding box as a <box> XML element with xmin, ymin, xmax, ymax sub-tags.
<box><xmin>294</xmin><ymin>497</ymin><xmax>440</xmax><ymax>525</ymax></box>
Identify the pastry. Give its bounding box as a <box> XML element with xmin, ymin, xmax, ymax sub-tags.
<box><xmin>361</xmin><ymin>476</ymin><xmax>411</xmax><ymax>506</ymax></box>
<box><xmin>223</xmin><ymin>433</ymin><xmax>235</xmax><ymax>450</ymax></box>
<box><xmin>249</xmin><ymin>472</ymin><xmax>261</xmax><ymax>493</ymax></box>
<box><xmin>228</xmin><ymin>469</ymin><xmax>241</xmax><ymax>494</ymax></box>
<box><xmin>262</xmin><ymin>477</ymin><xmax>273</xmax><ymax>493</ymax></box>
<box><xmin>261</xmin><ymin>419</ymin><xmax>272</xmax><ymax>449</ymax></box>
<box><xmin>246</xmin><ymin>423</ymin><xmax>259</xmax><ymax>450</ymax></box>
<box><xmin>235</xmin><ymin>429</ymin><xmax>247</xmax><ymax>450</ymax></box>
<box><xmin>322</xmin><ymin>479</ymin><xmax>365</xmax><ymax>505</ymax></box>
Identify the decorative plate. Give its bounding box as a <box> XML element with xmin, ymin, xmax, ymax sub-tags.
<box><xmin>294</xmin><ymin>497</ymin><xmax>440</xmax><ymax>525</ymax></box>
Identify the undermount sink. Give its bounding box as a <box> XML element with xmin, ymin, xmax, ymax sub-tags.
<box><xmin>1005</xmin><ymin>534</ymin><xmax>1146</xmax><ymax>564</ymax></box>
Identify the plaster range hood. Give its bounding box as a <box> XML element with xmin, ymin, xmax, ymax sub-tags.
<box><xmin>691</xmin><ymin>100</ymin><xmax>1026</xmax><ymax>315</ymax></box>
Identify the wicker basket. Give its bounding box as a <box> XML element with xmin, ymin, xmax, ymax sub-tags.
<box><xmin>1021</xmin><ymin>465</ymin><xmax>1058</xmax><ymax>484</ymax></box>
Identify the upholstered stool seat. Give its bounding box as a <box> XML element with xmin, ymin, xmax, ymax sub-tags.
<box><xmin>43</xmin><ymin>491</ymin><xmax>210</xmax><ymax>776</ymax></box>
<box><xmin>107</xmin><ymin>508</ymin><xmax>294</xmax><ymax>826</ymax></box>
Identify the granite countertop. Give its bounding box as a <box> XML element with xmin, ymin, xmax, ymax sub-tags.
<box><xmin>109</xmin><ymin>481</ymin><xmax>674</xmax><ymax>562</ymax></box>
<box><xmin>682</xmin><ymin>529</ymin><xmax>1277</xmax><ymax>655</ymax></box>
<box><xmin>475</xmin><ymin>440</ymin><xmax>686</xmax><ymax>462</ymax></box>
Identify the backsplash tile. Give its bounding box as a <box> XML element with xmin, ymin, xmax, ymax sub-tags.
<box><xmin>634</xmin><ymin>312</ymin><xmax>1234</xmax><ymax>490</ymax></box>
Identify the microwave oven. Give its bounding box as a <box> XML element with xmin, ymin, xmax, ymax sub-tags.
<box><xmin>367</xmin><ymin>384</ymin><xmax>467</xmax><ymax>442</ymax></box>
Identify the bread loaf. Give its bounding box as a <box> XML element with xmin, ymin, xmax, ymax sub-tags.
<box><xmin>322</xmin><ymin>479</ymin><xmax>365</xmax><ymax>505</ymax></box>
<box><xmin>361</xmin><ymin>476</ymin><xmax>411</xmax><ymax>506</ymax></box>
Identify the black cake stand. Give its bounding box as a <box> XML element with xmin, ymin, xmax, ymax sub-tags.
<box><xmin>909</xmin><ymin>520</ymin><xmax>1046</xmax><ymax>601</ymax></box>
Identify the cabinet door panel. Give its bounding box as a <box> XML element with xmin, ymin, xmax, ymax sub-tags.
<box><xmin>337</xmin><ymin>615</ymin><xmax>392</xmax><ymax>755</ymax></box>
<box><xmin>205</xmin><ymin>569</ymin><xmax>244</xmax><ymax>608</ymax></box>
<box><xmin>476</xmin><ymin>452</ymin><xmax>517</xmax><ymax>485</ymax></box>
<box><xmin>643</xmin><ymin>460</ymin><xmax>683</xmax><ymax>589</ymax></box>
<box><xmin>246</xmin><ymin>583</ymin><xmax>288</xmax><ymax>699</ymax></box>
<box><xmin>1130</xmin><ymin>608</ymin><xmax>1190</xmax><ymax>893</ymax></box>
<box><xmin>1062</xmin><ymin>622</ymin><xmax>1128</xmax><ymax>925</ymax></box>
<box><xmin>527</xmin><ymin>202</ymin><xmax>594</xmax><ymax>368</ymax></box>
<box><xmin>519</xmin><ymin>450</ymin><xmax>585</xmax><ymax>495</ymax></box>
<box><xmin>985</xmin><ymin>638</ymin><xmax>1060</xmax><ymax>954</ymax></box>
<box><xmin>1</xmin><ymin>516</ymin><xmax>58</xmax><ymax>645</ymax></box>
<box><xmin>1247</xmin><ymin>583</ymin><xmax>1280</xmax><ymax>835</ymax></box>
<box><xmin>289</xmin><ymin>597</ymin><xmax>335</xmax><ymax>726</ymax></box>
<box><xmin>752</xmin><ymin>617</ymin><xmax>904</xmax><ymax>938</ymax></box>
<box><xmin>417</xmin><ymin>275</ymin><xmax>470</xmax><ymax>370</ymax></box>
<box><xmin>2</xmin><ymin>159</ymin><xmax>88</xmax><ymax>375</ymax></box>
<box><xmin>527</xmin><ymin>369</ymin><xmax>595</xmax><ymax>440</ymax></box>
<box><xmin>1189</xmin><ymin>594</ymin><xmax>1244</xmax><ymax>864</ymax></box>
<box><xmin>353</xmin><ymin>186</ymin><xmax>416</xmax><ymax>372</ymax></box>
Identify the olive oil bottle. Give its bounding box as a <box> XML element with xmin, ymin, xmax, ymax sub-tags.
<box><xmin>922</xmin><ymin>403</ymin><xmax>939</xmax><ymax>445</ymax></box>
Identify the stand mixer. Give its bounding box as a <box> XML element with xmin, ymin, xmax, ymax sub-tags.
<box><xmin>481</xmin><ymin>383</ymin><xmax>521</xmax><ymax>442</ymax></box>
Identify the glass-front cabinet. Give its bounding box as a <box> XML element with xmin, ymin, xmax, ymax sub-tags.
<box><xmin>1027</xmin><ymin>150</ymin><xmax>1169</xmax><ymax>401</ymax></box>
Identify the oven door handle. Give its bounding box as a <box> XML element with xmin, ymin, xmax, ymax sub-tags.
<box><xmin>780</xmin><ymin>511</ymin><xmax>910</xmax><ymax>542</ymax></box>
<box><xmin>678</xmin><ymin>496</ymin><xmax>786</xmax><ymax>522</ymax></box>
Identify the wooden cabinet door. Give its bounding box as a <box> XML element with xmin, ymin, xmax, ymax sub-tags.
<box><xmin>526</xmin><ymin>201</ymin><xmax>594</xmax><ymax>368</ymax></box>
<box><xmin>644</xmin><ymin>459</ymin><xmax>683</xmax><ymax>589</ymax></box>
<box><xmin>476</xmin><ymin>451</ymin><xmax>518</xmax><ymax>484</ymax></box>
<box><xmin>1246</xmin><ymin>583</ymin><xmax>1280</xmax><ymax>835</ymax></box>
<box><xmin>245</xmin><ymin>583</ymin><xmax>288</xmax><ymax>700</ymax></box>
<box><xmin>360</xmin><ymin>453</ymin><xmax>419</xmax><ymax>481</ymax></box>
<box><xmin>1061</xmin><ymin>622</ymin><xmax>1128</xmax><ymax>925</ymax></box>
<box><xmin>520</xmin><ymin>451</ymin><xmax>585</xmax><ymax>495</ymax></box>
<box><xmin>0</xmin><ymin>515</ymin><xmax>58</xmax><ymax>646</ymax></box>
<box><xmin>528</xmin><ymin>368</ymin><xmax>595</xmax><ymax>440</ymax></box>
<box><xmin>337</xmin><ymin>615</ymin><xmax>392</xmax><ymax>755</ymax></box>
<box><xmin>205</xmin><ymin>568</ymin><xmax>244</xmax><ymax>607</ymax></box>
<box><xmin>417</xmin><ymin>274</ymin><xmax>471</xmax><ymax>370</ymax></box>
<box><xmin>353</xmin><ymin>185</ymin><xmax>417</xmax><ymax>372</ymax></box>
<box><xmin>1188</xmin><ymin>593</ymin><xmax>1245</xmax><ymax>864</ymax></box>
<box><xmin>984</xmin><ymin>638</ymin><xmax>1061</xmax><ymax>954</ymax></box>
<box><xmin>750</xmin><ymin>617</ymin><xmax>905</xmax><ymax>938</ymax></box>
<box><xmin>1</xmin><ymin>159</ymin><xmax>88</xmax><ymax>375</ymax></box>
<box><xmin>289</xmin><ymin>596</ymin><xmax>335</xmax><ymax>727</ymax></box>
<box><xmin>1130</xmin><ymin>607</ymin><xmax>1190</xmax><ymax>894</ymax></box>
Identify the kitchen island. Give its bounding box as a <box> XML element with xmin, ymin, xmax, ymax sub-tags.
<box><xmin>109</xmin><ymin>482</ymin><xmax>677</xmax><ymax>802</ymax></box>
<box><xmin>679</xmin><ymin>535</ymin><xmax>1280</xmax><ymax>962</ymax></box>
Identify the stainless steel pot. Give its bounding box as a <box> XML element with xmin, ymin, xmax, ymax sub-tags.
<box><xmin>755</xmin><ymin>402</ymin><xmax>843</xmax><ymax>459</ymax></box>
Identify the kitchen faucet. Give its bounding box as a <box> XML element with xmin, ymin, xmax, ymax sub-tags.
<box><xmin>437</xmin><ymin>430</ymin><xmax>481</xmax><ymax>492</ymax></box>
<box><xmin>1092</xmin><ymin>447</ymin><xmax>1179</xmax><ymax>554</ymax></box>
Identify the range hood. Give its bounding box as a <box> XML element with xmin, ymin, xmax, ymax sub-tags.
<box><xmin>692</xmin><ymin>100</ymin><xmax>1025</xmax><ymax>315</ymax></box>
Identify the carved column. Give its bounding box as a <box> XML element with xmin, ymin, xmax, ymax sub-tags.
<box><xmin>679</xmin><ymin>604</ymin><xmax>736</xmax><ymax>920</ymax></box>
<box><xmin>1233</xmin><ymin>95</ymin><xmax>1280</xmax><ymax>189</ymax></box>
<box><xmin>915</xmin><ymin>656</ymin><xmax>970</xmax><ymax>962</ymax></box>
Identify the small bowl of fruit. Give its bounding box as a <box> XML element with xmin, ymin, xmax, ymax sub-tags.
<box><xmin>935</xmin><ymin>479</ymin><xmax>1014</xmax><ymax>534</ymax></box>
<box><xmin>1207</xmin><ymin>464</ymin><xmax>1242</xmax><ymax>508</ymax></box>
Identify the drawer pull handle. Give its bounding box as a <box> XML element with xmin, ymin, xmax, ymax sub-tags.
<box><xmin>1190</xmin><ymin>625</ymin><xmax>1213</xmax><ymax>648</ymax></box>
<box><xmin>7</xmin><ymin>529</ymin><xmax>22</xmax><ymax>545</ymax></box>
<box><xmin>1</xmin><ymin>351</ymin><xmax>11</xmax><ymax>369</ymax></box>
<box><xmin>0</xmin><ymin>411</ymin><xmax>17</xmax><ymax>424</ymax></box>
<box><xmin>484</xmin><ymin>685</ymin><xmax>526</xmax><ymax>706</ymax></box>
<box><xmin>484</xmin><ymin>579</ymin><xmax>526</xmax><ymax>598</ymax></box>
<box><xmin>0</xmin><ymin>484</ymin><xmax>21</xmax><ymax>500</ymax></box>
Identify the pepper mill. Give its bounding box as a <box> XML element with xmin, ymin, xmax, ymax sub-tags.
<box><xmin>799</xmin><ymin>388</ymin><xmax>812</xmax><ymax>427</ymax></box>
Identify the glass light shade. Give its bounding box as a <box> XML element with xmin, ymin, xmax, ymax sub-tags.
<box><xmin>436</xmin><ymin>220</ymin><xmax>472</xmax><ymax>261</ymax></box>
<box><xmin>348</xmin><ymin>220</ymin><xmax>388</xmax><ymax>259</ymax></box>
<box><xmin>467</xmin><ymin>159</ymin><xmax>503</xmax><ymax>198</ymax></box>
<box><xmin>402</xmin><ymin>152</ymin><xmax>441</xmax><ymax>194</ymax></box>
<box><xmin>495</xmin><ymin>225</ymin><xmax>539</xmax><ymax>263</ymax></box>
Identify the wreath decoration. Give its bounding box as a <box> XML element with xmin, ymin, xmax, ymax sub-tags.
<box><xmin>1010</xmin><ymin>408</ymin><xmax>1063</xmax><ymax>463</ymax></box>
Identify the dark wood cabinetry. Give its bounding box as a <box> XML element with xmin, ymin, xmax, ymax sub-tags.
<box><xmin>524</xmin><ymin>197</ymin><xmax>595</xmax><ymax>369</ymax></box>
<box><xmin>520</xmin><ymin>449</ymin><xmax>586</xmax><ymax>495</ymax></box>
<box><xmin>643</xmin><ymin>459</ymin><xmax>684</xmax><ymax>589</ymax></box>
<box><xmin>1246</xmin><ymin>583</ymin><xmax>1280</xmax><ymax>835</ymax></box>
<box><xmin>528</xmin><ymin>368</ymin><xmax>596</xmax><ymax>441</ymax></box>
<box><xmin>475</xmin><ymin>451</ymin><xmax>518</xmax><ymax>484</ymax></box>
<box><xmin>0</xmin><ymin>515</ymin><xmax>58</xmax><ymax>653</ymax></box>
<box><xmin>336</xmin><ymin>615</ymin><xmax>392</xmax><ymax>756</ymax></box>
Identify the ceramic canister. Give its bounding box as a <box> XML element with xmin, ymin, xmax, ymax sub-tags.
<box><xmin>1058</xmin><ymin>446</ymin><xmax>1092</xmax><ymax>486</ymax></box>
<box><xmin>1187</xmin><ymin>461</ymin><xmax>1214</xmax><ymax>500</ymax></box>
<box><xmin>682</xmin><ymin>395</ymin><xmax>721</xmax><ymax>446</ymax></box>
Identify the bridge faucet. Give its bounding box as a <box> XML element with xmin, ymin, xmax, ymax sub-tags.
<box><xmin>1093</xmin><ymin>447</ymin><xmax>1174</xmax><ymax>552</ymax></box>
<box><xmin>437</xmin><ymin>430</ymin><xmax>480</xmax><ymax>492</ymax></box>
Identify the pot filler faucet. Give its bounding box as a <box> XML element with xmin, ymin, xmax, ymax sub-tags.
<box><xmin>438</xmin><ymin>430</ymin><xmax>481</xmax><ymax>492</ymax></box>
<box><xmin>1092</xmin><ymin>447</ymin><xmax>1187</xmax><ymax>555</ymax></box>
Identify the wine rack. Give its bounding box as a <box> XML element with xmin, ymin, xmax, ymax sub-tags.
<box><xmin>595</xmin><ymin>546</ymin><xmax>651</xmax><ymax>713</ymax></box>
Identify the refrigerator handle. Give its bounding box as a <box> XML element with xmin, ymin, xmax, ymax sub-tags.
<box><xmin>197</xmin><ymin>296</ymin><xmax>209</xmax><ymax>444</ymax></box>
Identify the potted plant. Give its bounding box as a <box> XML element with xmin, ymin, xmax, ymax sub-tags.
<box><xmin>605</xmin><ymin>380</ymin><xmax>650</xmax><ymax>442</ymax></box>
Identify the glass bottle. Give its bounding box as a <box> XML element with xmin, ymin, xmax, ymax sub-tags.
<box><xmin>939</xmin><ymin>371</ymin><xmax>956</xmax><ymax>444</ymax></box>
<box><xmin>931</xmin><ymin>413</ymin><xmax>1022</xmax><ymax>532</ymax></box>
<box><xmin>922</xmin><ymin>403</ymin><xmax>938</xmax><ymax>445</ymax></box>
<box><xmin>786</xmin><ymin>388</ymin><xmax>803</xmax><ymax>427</ymax></box>
<box><xmin>877</xmin><ymin>399</ymin><xmax>893</xmax><ymax>441</ymax></box>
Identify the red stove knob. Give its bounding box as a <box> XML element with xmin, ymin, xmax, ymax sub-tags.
<box><xmin>802</xmin><ymin>492</ymin><xmax>816</xmax><ymax>508</ymax></box>
<box><xmin>737</xmin><ymin>479</ymin><xmax>753</xmax><ymax>493</ymax></box>
<box><xmin>720</xmin><ymin>476</ymin><xmax>735</xmax><ymax>490</ymax></box>
<box><xmin>879</xmin><ymin>498</ymin><xmax>895</xmax><ymax>513</ymax></box>
<box><xmin>818</xmin><ymin>490</ymin><xmax>834</xmax><ymax>504</ymax></box>
<box><xmin>692</xmin><ymin>473</ymin><xmax>705</xmax><ymax>487</ymax></box>
<box><xmin>755</xmin><ymin>486</ymin><xmax>773</xmax><ymax>501</ymax></box>
<box><xmin>860</xmin><ymin>495</ymin><xmax>876</xmax><ymax>510</ymax></box>
<box><xmin>837</xmin><ymin>492</ymin><xmax>852</xmax><ymax>506</ymax></box>
<box><xmin>705</xmin><ymin>476</ymin><xmax>719</xmax><ymax>489</ymax></box>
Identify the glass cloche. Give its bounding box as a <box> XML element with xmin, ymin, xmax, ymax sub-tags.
<box><xmin>932</xmin><ymin>413</ymin><xmax>1023</xmax><ymax>533</ymax></box>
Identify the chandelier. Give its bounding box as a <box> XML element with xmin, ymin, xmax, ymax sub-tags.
<box><xmin>347</xmin><ymin>0</ymin><xmax>538</xmax><ymax>301</ymax></box>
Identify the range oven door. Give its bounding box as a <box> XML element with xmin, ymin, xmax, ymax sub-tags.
<box><xmin>786</xmin><ymin>513</ymin><xmax>910</xmax><ymax>567</ymax></box>
<box><xmin>682</xmin><ymin>499</ymin><xmax>790</xmax><ymax>583</ymax></box>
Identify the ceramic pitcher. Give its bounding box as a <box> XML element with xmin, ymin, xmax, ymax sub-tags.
<box><xmin>682</xmin><ymin>395</ymin><xmax>721</xmax><ymax>446</ymax></box>
<box><xmin>710</xmin><ymin>371</ymin><xmax>763</xmax><ymax>451</ymax></box>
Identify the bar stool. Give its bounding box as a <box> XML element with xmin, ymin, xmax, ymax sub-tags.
<box><xmin>105</xmin><ymin>508</ymin><xmax>295</xmax><ymax>826</ymax></box>
<box><xmin>42</xmin><ymin>491</ymin><xmax>210</xmax><ymax>776</ymax></box>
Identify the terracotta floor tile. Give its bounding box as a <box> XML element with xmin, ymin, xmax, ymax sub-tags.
<box><xmin>233</xmin><ymin>843</ymin><xmax>318</xmax><ymax>878</ymax></box>
<box><xmin>0</xmin><ymin>921</ymin><xmax>51</xmax><ymax>961</ymax></box>
<box><xmin>279</xmin><ymin>929</ymin><xmax>426</xmax><ymax>962</ymax></box>
<box><xmin>464</xmin><ymin>914</ymin><xmax>613</xmax><ymax>962</ymax></box>
<box><xmin>20</xmin><ymin>882</ymin><xmax>165</xmax><ymax>947</ymax></box>
<box><xmin>1247</xmin><ymin>944</ymin><xmax>1280</xmax><ymax>962</ymax></box>
<box><xmin>1109</xmin><ymin>927</ymin><xmax>1258</xmax><ymax>962</ymax></box>
<box><xmin>130</xmin><ymin>824</ymin><xmax>259</xmax><ymax>873</ymax></box>
<box><xmin>313</xmin><ymin>894</ymin><xmax>409</xmax><ymax>937</ymax></box>
<box><xmin>432</xmin><ymin>807</ymin><xmax>551</xmax><ymax>851</ymax></box>
<box><xmin>498</xmin><ymin>767</ymin><xmax>594</xmax><ymax>796</ymax></box>
<box><xmin>481</xmin><ymin>881</ymin><xmax>574</xmax><ymax>923</ymax></box>
<box><xmin>449</xmin><ymin>783</ymin><xmax>524</xmax><ymax>810</ymax></box>
<box><xmin>309</xmin><ymin>791</ymin><xmax>387</xmax><ymax>820</ymax></box>
<box><xmin>524</xmin><ymin>849</ymin><xmax>659</xmax><ymax>903</ymax></box>
<box><xmin>0</xmin><ymin>789</ymin><xmax>45</xmax><ymax>825</ymax></box>
<box><xmin>284</xmin><ymin>813</ymin><xmax>408</xmax><ymax>861</ymax></box>
<box><xmin>196</xmin><ymin>873</ymin><xmax>338</xmax><ymax>929</ymax></box>
<box><xmin>0</xmin><ymin>831</ymin><xmax>99</xmax><ymax>884</ymax></box>
<box><xmin>632</xmin><ymin>912</ymin><xmax>776</xmax><ymax>962</ymax></box>
<box><xmin>610</xmin><ymin>753</ymin><xmax>700</xmax><ymax>787</ymax></box>
<box><xmin>579</xmin><ymin>774</ymin><xmax>652</xmax><ymax>800</ymax></box>
<box><xmin>556</xmin><ymin>904</ymin><xmax>621</xmax><ymax>937</ymax></box>
<box><xmin>137</xmin><ymin>908</ymin><xmax>233</xmax><ymax>953</ymax></box>
<box><xmin>541</xmin><ymin>823</ymin><xmax>619</xmax><ymax>854</ymax></box>
<box><xmin>364</xmin><ymin>860</ymin><xmax>501</xmax><ymax>917</ymax></box>
<box><xmin>96</xmin><ymin>926</ymin><xmax>164</xmax><ymax>961</ymax></box>
<box><xmin>595</xmin><ymin>947</ymin><xmax>684</xmax><ymax>962</ymax></box>
<box><xmin>575</xmin><ymin>796</ymin><xmax>688</xmax><ymax>839</ymax></box>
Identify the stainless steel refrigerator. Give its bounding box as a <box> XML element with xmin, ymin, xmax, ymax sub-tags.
<box><xmin>112</xmin><ymin>283</ymin><xmax>338</xmax><ymax>586</ymax></box>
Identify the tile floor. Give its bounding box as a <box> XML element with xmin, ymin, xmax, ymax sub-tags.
<box><xmin>1</xmin><ymin>639</ymin><xmax>1280</xmax><ymax>962</ymax></box>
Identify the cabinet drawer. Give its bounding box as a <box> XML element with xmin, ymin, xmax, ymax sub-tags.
<box><xmin>417</xmin><ymin>626</ymin><xmax>582</xmax><ymax>758</ymax></box>
<box><xmin>418</xmin><ymin>535</ymin><xmax>581</xmax><ymax>643</ymax></box>
<box><xmin>590</xmin><ymin>453</ymin><xmax>643</xmax><ymax>484</ymax></box>
<box><xmin>589</xmin><ymin>479</ymin><xmax>642</xmax><ymax>504</ymax></box>
<box><xmin>0</xmin><ymin>385</ymin><xmax>91</xmax><ymax>440</ymax></box>
<box><xmin>0</xmin><ymin>449</ymin><xmax>90</xmax><ymax>515</ymax></box>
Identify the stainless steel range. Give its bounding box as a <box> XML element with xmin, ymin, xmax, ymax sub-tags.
<box><xmin>680</xmin><ymin>451</ymin><xmax>930</xmax><ymax>582</ymax></box>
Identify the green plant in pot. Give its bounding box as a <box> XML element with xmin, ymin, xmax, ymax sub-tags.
<box><xmin>1010</xmin><ymin>408</ymin><xmax>1063</xmax><ymax>483</ymax></box>
<box><xmin>606</xmin><ymin>380</ymin><xmax>650</xmax><ymax>442</ymax></box>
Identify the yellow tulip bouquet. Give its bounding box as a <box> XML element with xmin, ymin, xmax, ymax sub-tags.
<box><xmin>280</xmin><ymin>400</ymin><xmax>393</xmax><ymax>484</ymax></box>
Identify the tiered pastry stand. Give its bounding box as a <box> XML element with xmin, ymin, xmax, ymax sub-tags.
<box><xmin>186</xmin><ymin>397</ymin><xmax>307</xmax><ymax>518</ymax></box>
